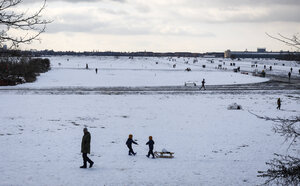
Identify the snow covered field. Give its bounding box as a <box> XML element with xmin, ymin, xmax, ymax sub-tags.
<box><xmin>11</xmin><ymin>56</ymin><xmax>275</xmax><ymax>88</ymax></box>
<box><xmin>0</xmin><ymin>56</ymin><xmax>300</xmax><ymax>185</ymax></box>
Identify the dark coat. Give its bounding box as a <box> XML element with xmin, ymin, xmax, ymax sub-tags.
<box><xmin>277</xmin><ymin>99</ymin><xmax>281</xmax><ymax>105</ymax></box>
<box><xmin>126</xmin><ymin>138</ymin><xmax>137</xmax><ymax>148</ymax></box>
<box><xmin>146</xmin><ymin>140</ymin><xmax>154</xmax><ymax>150</ymax></box>
<box><xmin>81</xmin><ymin>132</ymin><xmax>91</xmax><ymax>154</ymax></box>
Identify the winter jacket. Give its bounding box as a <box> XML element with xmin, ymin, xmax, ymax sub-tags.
<box><xmin>126</xmin><ymin>138</ymin><xmax>137</xmax><ymax>148</ymax></box>
<box><xmin>146</xmin><ymin>140</ymin><xmax>154</xmax><ymax>150</ymax></box>
<box><xmin>81</xmin><ymin>132</ymin><xmax>91</xmax><ymax>154</ymax></box>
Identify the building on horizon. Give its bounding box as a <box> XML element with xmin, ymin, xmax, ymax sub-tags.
<box><xmin>224</xmin><ymin>48</ymin><xmax>300</xmax><ymax>60</ymax></box>
<box><xmin>257</xmin><ymin>48</ymin><xmax>266</xmax><ymax>53</ymax></box>
<box><xmin>224</xmin><ymin>50</ymin><xmax>231</xmax><ymax>58</ymax></box>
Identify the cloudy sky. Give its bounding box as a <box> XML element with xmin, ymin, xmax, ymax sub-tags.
<box><xmin>17</xmin><ymin>0</ymin><xmax>300</xmax><ymax>52</ymax></box>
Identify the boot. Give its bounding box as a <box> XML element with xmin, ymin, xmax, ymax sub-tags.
<box><xmin>80</xmin><ymin>165</ymin><xmax>87</xmax><ymax>168</ymax></box>
<box><xmin>89</xmin><ymin>162</ymin><xmax>94</xmax><ymax>168</ymax></box>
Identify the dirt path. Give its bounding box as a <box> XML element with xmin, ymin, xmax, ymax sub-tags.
<box><xmin>1</xmin><ymin>72</ymin><xmax>299</xmax><ymax>95</ymax></box>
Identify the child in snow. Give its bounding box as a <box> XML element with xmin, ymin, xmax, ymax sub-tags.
<box><xmin>146</xmin><ymin>136</ymin><xmax>155</xmax><ymax>158</ymax></box>
<box><xmin>126</xmin><ymin>134</ymin><xmax>138</xmax><ymax>156</ymax></box>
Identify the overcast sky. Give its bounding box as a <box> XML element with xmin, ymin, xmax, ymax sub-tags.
<box><xmin>17</xmin><ymin>0</ymin><xmax>300</xmax><ymax>52</ymax></box>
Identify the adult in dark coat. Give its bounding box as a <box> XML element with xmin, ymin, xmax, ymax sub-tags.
<box><xmin>80</xmin><ymin>128</ymin><xmax>94</xmax><ymax>168</ymax></box>
<box><xmin>200</xmin><ymin>78</ymin><xmax>206</xmax><ymax>90</ymax></box>
<box><xmin>277</xmin><ymin>98</ymin><xmax>281</xmax><ymax>110</ymax></box>
<box><xmin>146</xmin><ymin>136</ymin><xmax>155</xmax><ymax>158</ymax></box>
<box><xmin>126</xmin><ymin>134</ymin><xmax>138</xmax><ymax>156</ymax></box>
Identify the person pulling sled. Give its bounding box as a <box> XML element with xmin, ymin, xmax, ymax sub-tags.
<box><xmin>146</xmin><ymin>136</ymin><xmax>155</xmax><ymax>159</ymax></box>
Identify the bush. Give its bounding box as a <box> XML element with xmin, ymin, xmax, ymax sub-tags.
<box><xmin>0</xmin><ymin>57</ymin><xmax>50</xmax><ymax>86</ymax></box>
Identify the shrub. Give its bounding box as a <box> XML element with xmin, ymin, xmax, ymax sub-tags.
<box><xmin>0</xmin><ymin>57</ymin><xmax>50</xmax><ymax>86</ymax></box>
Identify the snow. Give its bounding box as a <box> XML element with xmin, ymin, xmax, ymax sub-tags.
<box><xmin>0</xmin><ymin>56</ymin><xmax>300</xmax><ymax>185</ymax></box>
<box><xmin>8</xmin><ymin>56</ymin><xmax>273</xmax><ymax>88</ymax></box>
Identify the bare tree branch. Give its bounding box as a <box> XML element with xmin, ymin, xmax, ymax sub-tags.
<box><xmin>249</xmin><ymin>111</ymin><xmax>300</xmax><ymax>148</ymax></box>
<box><xmin>266</xmin><ymin>32</ymin><xmax>300</xmax><ymax>50</ymax></box>
<box><xmin>258</xmin><ymin>153</ymin><xmax>300</xmax><ymax>185</ymax></box>
<box><xmin>249</xmin><ymin>111</ymin><xmax>300</xmax><ymax>185</ymax></box>
<box><xmin>0</xmin><ymin>0</ymin><xmax>51</xmax><ymax>48</ymax></box>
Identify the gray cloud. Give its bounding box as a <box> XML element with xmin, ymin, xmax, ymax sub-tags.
<box><xmin>18</xmin><ymin>0</ymin><xmax>300</xmax><ymax>53</ymax></box>
<box><xmin>185</xmin><ymin>0</ymin><xmax>300</xmax><ymax>7</ymax></box>
<box><xmin>47</xmin><ymin>20</ymin><xmax>216</xmax><ymax>37</ymax></box>
<box><xmin>97</xmin><ymin>8</ymin><xmax>128</xmax><ymax>15</ymax></box>
<box><xmin>24</xmin><ymin>0</ymin><xmax>125</xmax><ymax>3</ymax></box>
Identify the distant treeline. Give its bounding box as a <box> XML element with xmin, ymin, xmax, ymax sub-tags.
<box><xmin>0</xmin><ymin>48</ymin><xmax>299</xmax><ymax>61</ymax></box>
<box><xmin>0</xmin><ymin>57</ymin><xmax>50</xmax><ymax>86</ymax></box>
<box><xmin>276</xmin><ymin>54</ymin><xmax>300</xmax><ymax>61</ymax></box>
<box><xmin>0</xmin><ymin>48</ymin><xmax>213</xmax><ymax>58</ymax></box>
<box><xmin>33</xmin><ymin>50</ymin><xmax>205</xmax><ymax>57</ymax></box>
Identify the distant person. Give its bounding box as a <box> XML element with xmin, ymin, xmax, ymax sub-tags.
<box><xmin>298</xmin><ymin>69</ymin><xmax>300</xmax><ymax>75</ymax></box>
<box><xmin>146</xmin><ymin>136</ymin><xmax>155</xmax><ymax>159</ymax></box>
<box><xmin>200</xmin><ymin>79</ymin><xmax>206</xmax><ymax>90</ymax></box>
<box><xmin>80</xmin><ymin>128</ymin><xmax>94</xmax><ymax>168</ymax></box>
<box><xmin>269</xmin><ymin>66</ymin><xmax>272</xmax><ymax>71</ymax></box>
<box><xmin>261</xmin><ymin>70</ymin><xmax>266</xmax><ymax>77</ymax></box>
<box><xmin>288</xmin><ymin>71</ymin><xmax>291</xmax><ymax>80</ymax></box>
<box><xmin>86</xmin><ymin>64</ymin><xmax>89</xmax><ymax>69</ymax></box>
<box><xmin>290</xmin><ymin>67</ymin><xmax>293</xmax><ymax>72</ymax></box>
<box><xmin>95</xmin><ymin>68</ymin><xmax>98</xmax><ymax>74</ymax></box>
<box><xmin>277</xmin><ymin>98</ymin><xmax>281</xmax><ymax>110</ymax></box>
<box><xmin>126</xmin><ymin>134</ymin><xmax>138</xmax><ymax>156</ymax></box>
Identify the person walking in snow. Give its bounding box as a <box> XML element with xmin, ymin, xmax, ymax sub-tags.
<box><xmin>80</xmin><ymin>128</ymin><xmax>94</xmax><ymax>168</ymax></box>
<box><xmin>200</xmin><ymin>78</ymin><xmax>206</xmax><ymax>90</ymax></box>
<box><xmin>95</xmin><ymin>68</ymin><xmax>98</xmax><ymax>74</ymax></box>
<box><xmin>277</xmin><ymin>98</ymin><xmax>281</xmax><ymax>110</ymax></box>
<box><xmin>146</xmin><ymin>136</ymin><xmax>155</xmax><ymax>158</ymax></box>
<box><xmin>288</xmin><ymin>71</ymin><xmax>291</xmax><ymax>81</ymax></box>
<box><xmin>126</xmin><ymin>134</ymin><xmax>138</xmax><ymax>156</ymax></box>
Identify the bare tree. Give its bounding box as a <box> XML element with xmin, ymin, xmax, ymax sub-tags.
<box><xmin>266</xmin><ymin>32</ymin><xmax>300</xmax><ymax>50</ymax></box>
<box><xmin>0</xmin><ymin>0</ymin><xmax>50</xmax><ymax>48</ymax></box>
<box><xmin>258</xmin><ymin>154</ymin><xmax>300</xmax><ymax>185</ymax></box>
<box><xmin>250</xmin><ymin>113</ymin><xmax>300</xmax><ymax>148</ymax></box>
<box><xmin>249</xmin><ymin>111</ymin><xmax>300</xmax><ymax>185</ymax></box>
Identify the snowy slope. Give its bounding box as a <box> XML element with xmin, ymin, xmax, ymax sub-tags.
<box><xmin>0</xmin><ymin>56</ymin><xmax>299</xmax><ymax>185</ymax></box>
<box><xmin>8</xmin><ymin>56</ymin><xmax>273</xmax><ymax>88</ymax></box>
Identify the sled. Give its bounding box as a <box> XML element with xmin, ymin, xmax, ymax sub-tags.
<box><xmin>154</xmin><ymin>151</ymin><xmax>174</xmax><ymax>159</ymax></box>
<box><xmin>184</xmin><ymin>81</ymin><xmax>197</xmax><ymax>87</ymax></box>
